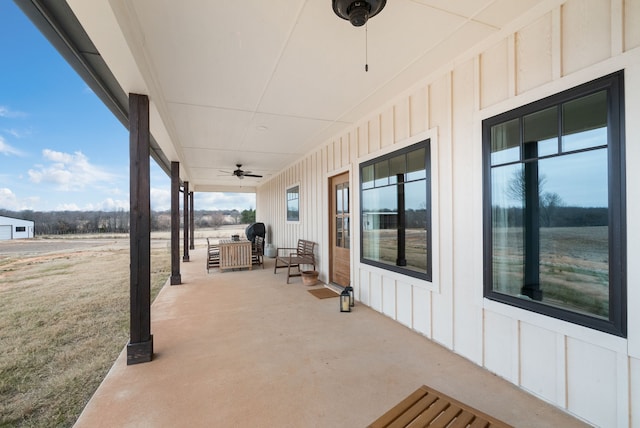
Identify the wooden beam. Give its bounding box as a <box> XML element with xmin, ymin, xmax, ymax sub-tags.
<box><xmin>189</xmin><ymin>191</ymin><xmax>195</xmax><ymax>250</ymax></box>
<box><xmin>127</xmin><ymin>93</ymin><xmax>153</xmax><ymax>365</ymax></box>
<box><xmin>170</xmin><ymin>162</ymin><xmax>181</xmax><ymax>285</ymax></box>
<box><xmin>183</xmin><ymin>181</ymin><xmax>190</xmax><ymax>262</ymax></box>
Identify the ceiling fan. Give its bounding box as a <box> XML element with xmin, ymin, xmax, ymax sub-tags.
<box><xmin>224</xmin><ymin>164</ymin><xmax>263</xmax><ymax>180</ymax></box>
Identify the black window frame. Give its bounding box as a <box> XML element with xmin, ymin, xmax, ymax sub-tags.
<box><xmin>15</xmin><ymin>226</ymin><xmax>26</xmax><ymax>232</ymax></box>
<box><xmin>359</xmin><ymin>139</ymin><xmax>432</xmax><ymax>281</ymax></box>
<box><xmin>482</xmin><ymin>71</ymin><xmax>626</xmax><ymax>337</ymax></box>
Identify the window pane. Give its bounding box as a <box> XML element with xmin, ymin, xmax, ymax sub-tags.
<box><xmin>407</xmin><ymin>148</ymin><xmax>426</xmax><ymax>181</ymax></box>
<box><xmin>362</xmin><ymin>186</ymin><xmax>397</xmax><ymax>213</ymax></box>
<box><xmin>362</xmin><ymin>186</ymin><xmax>398</xmax><ymax>267</ymax></box>
<box><xmin>336</xmin><ymin>214</ymin><xmax>343</xmax><ymax>247</ymax></box>
<box><xmin>404</xmin><ymin>180</ymin><xmax>427</xmax><ymax>273</ymax></box>
<box><xmin>524</xmin><ymin>106</ymin><xmax>558</xmax><ymax>158</ymax></box>
<box><xmin>362</xmin><ymin>184</ymin><xmax>396</xmax><ymax>264</ymax></box>
<box><xmin>286</xmin><ymin>186</ymin><xmax>299</xmax><ymax>221</ymax></box>
<box><xmin>389</xmin><ymin>154</ymin><xmax>406</xmax><ymax>184</ymax></box>
<box><xmin>538</xmin><ymin>150</ymin><xmax>609</xmax><ymax>318</ymax></box>
<box><xmin>344</xmin><ymin>217</ymin><xmax>350</xmax><ymax>249</ymax></box>
<box><xmin>562</xmin><ymin>91</ymin><xmax>607</xmax><ymax>152</ymax></box>
<box><xmin>374</xmin><ymin>160</ymin><xmax>389</xmax><ymax>187</ymax></box>
<box><xmin>287</xmin><ymin>200</ymin><xmax>299</xmax><ymax>221</ymax></box>
<box><xmin>362</xmin><ymin>165</ymin><xmax>374</xmax><ymax>189</ymax></box>
<box><xmin>491</xmin><ymin>164</ymin><xmax>525</xmax><ymax>295</ymax></box>
<box><xmin>336</xmin><ymin>184</ymin><xmax>343</xmax><ymax>215</ymax></box>
<box><xmin>491</xmin><ymin>118</ymin><xmax>519</xmax><ymax>165</ymax></box>
<box><xmin>344</xmin><ymin>184</ymin><xmax>349</xmax><ymax>214</ymax></box>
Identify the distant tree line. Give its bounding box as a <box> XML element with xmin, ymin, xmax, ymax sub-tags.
<box><xmin>492</xmin><ymin>206</ymin><xmax>608</xmax><ymax>228</ymax></box>
<box><xmin>493</xmin><ymin>170</ymin><xmax>608</xmax><ymax>228</ymax></box>
<box><xmin>0</xmin><ymin>208</ymin><xmax>256</xmax><ymax>236</ymax></box>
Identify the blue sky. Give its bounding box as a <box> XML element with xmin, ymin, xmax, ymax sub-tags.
<box><xmin>0</xmin><ymin>1</ymin><xmax>255</xmax><ymax>212</ymax></box>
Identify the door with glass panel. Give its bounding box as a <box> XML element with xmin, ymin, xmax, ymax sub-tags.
<box><xmin>330</xmin><ymin>172</ymin><xmax>350</xmax><ymax>286</ymax></box>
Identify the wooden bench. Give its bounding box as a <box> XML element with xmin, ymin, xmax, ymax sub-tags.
<box><xmin>273</xmin><ymin>239</ymin><xmax>316</xmax><ymax>283</ymax></box>
<box><xmin>206</xmin><ymin>238</ymin><xmax>219</xmax><ymax>272</ymax></box>
<box><xmin>368</xmin><ymin>385</ymin><xmax>512</xmax><ymax>428</ymax></box>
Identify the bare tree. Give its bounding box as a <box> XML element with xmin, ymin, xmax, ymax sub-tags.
<box><xmin>540</xmin><ymin>192</ymin><xmax>564</xmax><ymax>227</ymax></box>
<box><xmin>507</xmin><ymin>169</ymin><xmax>564</xmax><ymax>226</ymax></box>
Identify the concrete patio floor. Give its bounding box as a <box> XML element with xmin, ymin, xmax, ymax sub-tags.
<box><xmin>75</xmin><ymin>248</ymin><xmax>588</xmax><ymax>427</ymax></box>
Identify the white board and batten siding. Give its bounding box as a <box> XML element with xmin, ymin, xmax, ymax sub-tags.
<box><xmin>257</xmin><ymin>1</ymin><xmax>640</xmax><ymax>426</ymax></box>
<box><xmin>0</xmin><ymin>216</ymin><xmax>34</xmax><ymax>240</ymax></box>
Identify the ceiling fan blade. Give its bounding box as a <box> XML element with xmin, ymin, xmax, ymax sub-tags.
<box><xmin>243</xmin><ymin>173</ymin><xmax>262</xmax><ymax>178</ymax></box>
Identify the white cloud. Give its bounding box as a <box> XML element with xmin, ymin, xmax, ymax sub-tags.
<box><xmin>28</xmin><ymin>149</ymin><xmax>115</xmax><ymax>190</ymax></box>
<box><xmin>0</xmin><ymin>106</ymin><xmax>26</xmax><ymax>118</ymax></box>
<box><xmin>54</xmin><ymin>198</ymin><xmax>129</xmax><ymax>212</ymax></box>
<box><xmin>0</xmin><ymin>136</ymin><xmax>25</xmax><ymax>156</ymax></box>
<box><xmin>146</xmin><ymin>190</ymin><xmax>255</xmax><ymax>211</ymax></box>
<box><xmin>0</xmin><ymin>187</ymin><xmax>37</xmax><ymax>211</ymax></box>
<box><xmin>90</xmin><ymin>198</ymin><xmax>129</xmax><ymax>211</ymax></box>
<box><xmin>195</xmin><ymin>192</ymin><xmax>255</xmax><ymax>211</ymax></box>
<box><xmin>150</xmin><ymin>187</ymin><xmax>171</xmax><ymax>211</ymax></box>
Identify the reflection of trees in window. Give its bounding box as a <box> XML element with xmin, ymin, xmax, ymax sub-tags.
<box><xmin>483</xmin><ymin>71</ymin><xmax>626</xmax><ymax>337</ymax></box>
<box><xmin>286</xmin><ymin>185</ymin><xmax>299</xmax><ymax>222</ymax></box>
<box><xmin>506</xmin><ymin>170</ymin><xmax>565</xmax><ymax>227</ymax></box>
<box><xmin>360</xmin><ymin>140</ymin><xmax>431</xmax><ymax>280</ymax></box>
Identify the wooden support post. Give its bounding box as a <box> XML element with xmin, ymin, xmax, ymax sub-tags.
<box><xmin>127</xmin><ymin>93</ymin><xmax>153</xmax><ymax>365</ymax></box>
<box><xmin>170</xmin><ymin>162</ymin><xmax>181</xmax><ymax>285</ymax></box>
<box><xmin>183</xmin><ymin>181</ymin><xmax>190</xmax><ymax>262</ymax></box>
<box><xmin>189</xmin><ymin>191</ymin><xmax>195</xmax><ymax>250</ymax></box>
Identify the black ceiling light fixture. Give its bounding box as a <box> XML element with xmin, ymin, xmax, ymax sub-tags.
<box><xmin>332</xmin><ymin>0</ymin><xmax>386</xmax><ymax>27</ymax></box>
<box><xmin>332</xmin><ymin>0</ymin><xmax>387</xmax><ymax>71</ymax></box>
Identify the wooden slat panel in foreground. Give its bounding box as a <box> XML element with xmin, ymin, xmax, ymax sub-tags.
<box><xmin>219</xmin><ymin>240</ymin><xmax>253</xmax><ymax>271</ymax></box>
<box><xmin>368</xmin><ymin>385</ymin><xmax>513</xmax><ymax>428</ymax></box>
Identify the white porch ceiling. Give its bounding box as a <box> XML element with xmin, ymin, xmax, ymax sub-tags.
<box><xmin>65</xmin><ymin>0</ymin><xmax>543</xmax><ymax>192</ymax></box>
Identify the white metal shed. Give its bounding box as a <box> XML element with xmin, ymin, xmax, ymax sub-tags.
<box><xmin>0</xmin><ymin>215</ymin><xmax>35</xmax><ymax>240</ymax></box>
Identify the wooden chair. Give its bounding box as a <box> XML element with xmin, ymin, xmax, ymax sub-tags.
<box><xmin>252</xmin><ymin>236</ymin><xmax>264</xmax><ymax>269</ymax></box>
<box><xmin>273</xmin><ymin>239</ymin><xmax>316</xmax><ymax>283</ymax></box>
<box><xmin>206</xmin><ymin>238</ymin><xmax>220</xmax><ymax>272</ymax></box>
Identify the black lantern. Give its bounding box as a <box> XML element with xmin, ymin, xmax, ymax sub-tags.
<box><xmin>340</xmin><ymin>288</ymin><xmax>351</xmax><ymax>312</ymax></box>
<box><xmin>345</xmin><ymin>284</ymin><xmax>354</xmax><ymax>307</ymax></box>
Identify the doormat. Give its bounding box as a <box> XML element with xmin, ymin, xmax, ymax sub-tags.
<box><xmin>307</xmin><ymin>287</ymin><xmax>339</xmax><ymax>299</ymax></box>
<box><xmin>368</xmin><ymin>384</ymin><xmax>512</xmax><ymax>428</ymax></box>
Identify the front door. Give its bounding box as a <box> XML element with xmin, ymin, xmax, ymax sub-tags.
<box><xmin>329</xmin><ymin>172</ymin><xmax>350</xmax><ymax>286</ymax></box>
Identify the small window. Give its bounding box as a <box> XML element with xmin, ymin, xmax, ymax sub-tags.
<box><xmin>16</xmin><ymin>226</ymin><xmax>26</xmax><ymax>232</ymax></box>
<box><xmin>286</xmin><ymin>185</ymin><xmax>300</xmax><ymax>222</ymax></box>
<box><xmin>360</xmin><ymin>140</ymin><xmax>432</xmax><ymax>281</ymax></box>
<box><xmin>482</xmin><ymin>71</ymin><xmax>626</xmax><ymax>337</ymax></box>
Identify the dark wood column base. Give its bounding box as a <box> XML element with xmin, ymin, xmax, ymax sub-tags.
<box><xmin>182</xmin><ymin>256</ymin><xmax>190</xmax><ymax>262</ymax></box>
<box><xmin>127</xmin><ymin>335</ymin><xmax>153</xmax><ymax>365</ymax></box>
<box><xmin>170</xmin><ymin>274</ymin><xmax>181</xmax><ymax>285</ymax></box>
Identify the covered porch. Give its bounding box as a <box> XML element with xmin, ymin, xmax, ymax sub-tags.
<box><xmin>16</xmin><ymin>1</ymin><xmax>640</xmax><ymax>425</ymax></box>
<box><xmin>75</xmin><ymin>246</ymin><xmax>586</xmax><ymax>427</ymax></box>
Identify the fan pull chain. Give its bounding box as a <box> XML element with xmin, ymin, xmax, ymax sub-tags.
<box><xmin>365</xmin><ymin>21</ymin><xmax>369</xmax><ymax>72</ymax></box>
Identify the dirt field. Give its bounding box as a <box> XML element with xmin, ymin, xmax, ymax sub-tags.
<box><xmin>0</xmin><ymin>226</ymin><xmax>246</xmax><ymax>427</ymax></box>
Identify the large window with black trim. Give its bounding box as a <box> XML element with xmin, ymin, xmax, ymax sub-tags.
<box><xmin>482</xmin><ymin>71</ymin><xmax>626</xmax><ymax>336</ymax></box>
<box><xmin>360</xmin><ymin>140</ymin><xmax>432</xmax><ymax>281</ymax></box>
